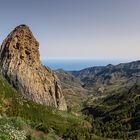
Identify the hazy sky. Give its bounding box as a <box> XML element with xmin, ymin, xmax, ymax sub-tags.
<box><xmin>0</xmin><ymin>0</ymin><xmax>140</xmax><ymax>60</ymax></box>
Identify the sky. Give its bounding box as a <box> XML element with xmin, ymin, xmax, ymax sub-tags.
<box><xmin>0</xmin><ymin>0</ymin><xmax>140</xmax><ymax>64</ymax></box>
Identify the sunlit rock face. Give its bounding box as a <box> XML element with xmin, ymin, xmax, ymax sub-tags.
<box><xmin>0</xmin><ymin>24</ymin><xmax>67</xmax><ymax>111</ymax></box>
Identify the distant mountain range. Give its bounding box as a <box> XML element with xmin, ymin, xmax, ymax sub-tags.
<box><xmin>56</xmin><ymin>60</ymin><xmax>140</xmax><ymax>108</ymax></box>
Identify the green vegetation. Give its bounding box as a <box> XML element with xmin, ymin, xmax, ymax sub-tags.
<box><xmin>84</xmin><ymin>84</ymin><xmax>140</xmax><ymax>139</ymax></box>
<box><xmin>0</xmin><ymin>74</ymin><xmax>92</xmax><ymax>139</ymax></box>
<box><xmin>0</xmin><ymin>115</ymin><xmax>26</xmax><ymax>140</ymax></box>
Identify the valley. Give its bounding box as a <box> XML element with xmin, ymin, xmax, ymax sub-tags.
<box><xmin>56</xmin><ymin>60</ymin><xmax>140</xmax><ymax>139</ymax></box>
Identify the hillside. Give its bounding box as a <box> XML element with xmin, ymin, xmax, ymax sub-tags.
<box><xmin>0</xmin><ymin>73</ymin><xmax>92</xmax><ymax>139</ymax></box>
<box><xmin>83</xmin><ymin>84</ymin><xmax>140</xmax><ymax>139</ymax></box>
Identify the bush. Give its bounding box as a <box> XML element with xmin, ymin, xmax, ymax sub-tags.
<box><xmin>0</xmin><ymin>116</ymin><xmax>27</xmax><ymax>140</ymax></box>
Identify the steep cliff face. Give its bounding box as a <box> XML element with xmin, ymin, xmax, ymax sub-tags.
<box><xmin>0</xmin><ymin>24</ymin><xmax>67</xmax><ymax>111</ymax></box>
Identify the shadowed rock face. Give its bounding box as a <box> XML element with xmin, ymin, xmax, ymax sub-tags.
<box><xmin>0</xmin><ymin>24</ymin><xmax>67</xmax><ymax>111</ymax></box>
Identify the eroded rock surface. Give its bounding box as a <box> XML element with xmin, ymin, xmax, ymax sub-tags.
<box><xmin>0</xmin><ymin>24</ymin><xmax>67</xmax><ymax>110</ymax></box>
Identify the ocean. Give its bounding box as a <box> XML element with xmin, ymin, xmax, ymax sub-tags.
<box><xmin>42</xmin><ymin>59</ymin><xmax>133</xmax><ymax>71</ymax></box>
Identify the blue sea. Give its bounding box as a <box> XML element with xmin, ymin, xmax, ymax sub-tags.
<box><xmin>42</xmin><ymin>59</ymin><xmax>133</xmax><ymax>71</ymax></box>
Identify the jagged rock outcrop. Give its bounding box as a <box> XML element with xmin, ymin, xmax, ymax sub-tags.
<box><xmin>0</xmin><ymin>24</ymin><xmax>67</xmax><ymax>110</ymax></box>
